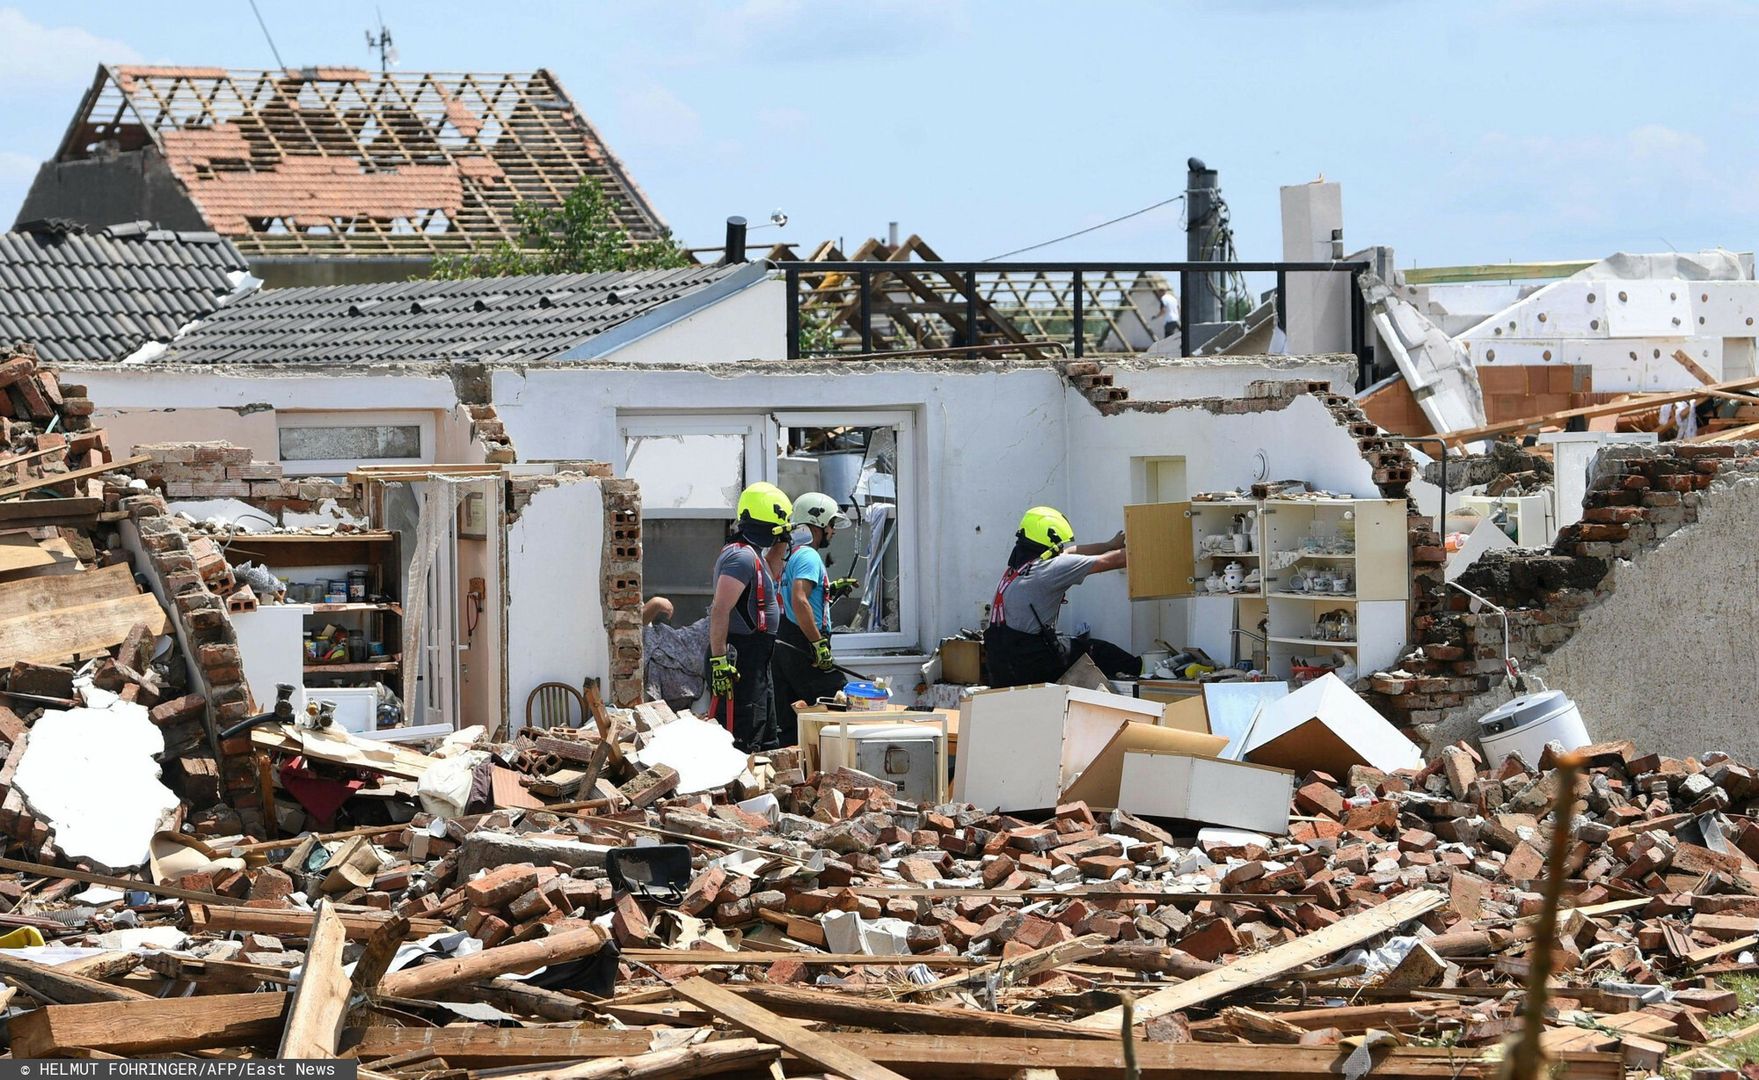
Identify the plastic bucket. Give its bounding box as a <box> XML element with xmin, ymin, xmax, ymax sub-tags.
<box><xmin>843</xmin><ymin>680</ymin><xmax>891</xmax><ymax>708</ymax></box>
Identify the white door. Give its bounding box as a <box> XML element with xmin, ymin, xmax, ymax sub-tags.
<box><xmin>418</xmin><ymin>479</ymin><xmax>461</xmax><ymax>732</ymax></box>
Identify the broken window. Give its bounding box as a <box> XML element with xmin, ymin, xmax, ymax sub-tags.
<box><xmin>277</xmin><ymin>411</ymin><xmax>437</xmax><ymax>476</ymax></box>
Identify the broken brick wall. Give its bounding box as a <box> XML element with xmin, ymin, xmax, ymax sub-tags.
<box><xmin>119</xmin><ymin>488</ymin><xmax>264</xmax><ymax>836</ymax></box>
<box><xmin>133</xmin><ymin>442</ymin><xmax>360</xmax><ymax>523</ymax></box>
<box><xmin>506</xmin><ymin>466</ymin><xmax>643</xmax><ymax>721</ymax></box>
<box><xmin>1370</xmin><ymin>442</ymin><xmax>1759</xmax><ymax>758</ymax></box>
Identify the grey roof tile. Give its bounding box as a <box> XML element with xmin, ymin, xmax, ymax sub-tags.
<box><xmin>0</xmin><ymin>221</ymin><xmax>251</xmax><ymax>363</ymax></box>
<box><xmin>159</xmin><ymin>263</ymin><xmax>750</xmax><ymax>367</ymax></box>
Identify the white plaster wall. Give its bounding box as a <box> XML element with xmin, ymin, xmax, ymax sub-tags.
<box><xmin>493</xmin><ymin>363</ymin><xmax>1380</xmax><ymax>667</ymax></box>
<box><xmin>597</xmin><ymin>277</ymin><xmax>787</xmax><ymax>365</ymax></box>
<box><xmin>505</xmin><ymin>479</ymin><xmax>610</xmax><ymax>726</ymax></box>
<box><xmin>78</xmin><ymin>368</ymin><xmax>466</xmax><ymax>462</ymax></box>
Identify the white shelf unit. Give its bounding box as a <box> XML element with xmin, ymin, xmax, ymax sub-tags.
<box><xmin>1187</xmin><ymin>499</ymin><xmax>1265</xmax><ymax>599</ymax></box>
<box><xmin>1124</xmin><ymin>492</ymin><xmax>1409</xmax><ymax>681</ymax></box>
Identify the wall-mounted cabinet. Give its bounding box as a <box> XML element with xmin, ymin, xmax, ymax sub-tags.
<box><xmin>1124</xmin><ymin>493</ymin><xmax>1409</xmax><ymax>682</ymax></box>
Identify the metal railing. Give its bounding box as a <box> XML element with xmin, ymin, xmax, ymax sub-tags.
<box><xmin>779</xmin><ymin>259</ymin><xmax>1373</xmax><ymax>381</ymax></box>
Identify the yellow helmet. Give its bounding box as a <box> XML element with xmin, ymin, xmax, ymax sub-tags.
<box><xmin>1019</xmin><ymin>506</ymin><xmax>1074</xmax><ymax>557</ymax></box>
<box><xmin>736</xmin><ymin>482</ymin><xmax>793</xmax><ymax>538</ymax></box>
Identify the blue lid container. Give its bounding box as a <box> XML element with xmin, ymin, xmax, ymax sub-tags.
<box><xmin>843</xmin><ymin>680</ymin><xmax>891</xmax><ymax>705</ymax></box>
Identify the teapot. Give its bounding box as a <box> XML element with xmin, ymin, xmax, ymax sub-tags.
<box><xmin>1205</xmin><ymin>571</ymin><xmax>1225</xmax><ymax>594</ymax></box>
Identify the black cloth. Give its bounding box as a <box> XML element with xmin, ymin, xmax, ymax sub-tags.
<box><xmin>772</xmin><ymin>617</ymin><xmax>845</xmax><ymax>743</ymax></box>
<box><xmin>708</xmin><ymin>631</ymin><xmax>777</xmax><ymax>752</ymax></box>
<box><xmin>983</xmin><ymin>623</ymin><xmax>1138</xmax><ymax>688</ymax></box>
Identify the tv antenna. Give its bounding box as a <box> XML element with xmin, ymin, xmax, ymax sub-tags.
<box><xmin>366</xmin><ymin>11</ymin><xmax>398</xmax><ymax>71</ymax></box>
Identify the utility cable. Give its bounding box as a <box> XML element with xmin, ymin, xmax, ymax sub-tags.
<box><xmin>985</xmin><ymin>194</ymin><xmax>1184</xmax><ymax>261</ymax></box>
<box><xmin>248</xmin><ymin>0</ymin><xmax>287</xmax><ymax>70</ymax></box>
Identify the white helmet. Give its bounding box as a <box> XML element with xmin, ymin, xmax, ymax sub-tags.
<box><xmin>790</xmin><ymin>491</ymin><xmax>851</xmax><ymax>531</ymax></box>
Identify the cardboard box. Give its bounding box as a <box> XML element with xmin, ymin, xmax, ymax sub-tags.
<box><xmin>1117</xmin><ymin>751</ymin><xmax>1295</xmax><ymax>834</ymax></box>
<box><xmin>938</xmin><ymin>638</ymin><xmax>984</xmax><ymax>685</ymax></box>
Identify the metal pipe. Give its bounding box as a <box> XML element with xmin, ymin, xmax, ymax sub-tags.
<box><xmin>723</xmin><ymin>217</ymin><xmax>747</xmax><ymax>265</ymax></box>
<box><xmin>827</xmin><ymin>340</ymin><xmax>1069</xmax><ymax>363</ymax></box>
<box><xmin>858</xmin><ymin>268</ymin><xmax>873</xmax><ymax>354</ymax></box>
<box><xmin>1072</xmin><ymin>269</ymin><xmax>1085</xmax><ymax>359</ymax></box>
<box><xmin>1185</xmin><ymin>158</ymin><xmax>1222</xmax><ymax>330</ymax></box>
<box><xmin>785</xmin><ymin>266</ymin><xmax>801</xmax><ymax>359</ymax></box>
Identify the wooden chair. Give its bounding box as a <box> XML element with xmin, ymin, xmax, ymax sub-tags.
<box><xmin>525</xmin><ymin>682</ymin><xmax>586</xmax><ymax>729</ymax></box>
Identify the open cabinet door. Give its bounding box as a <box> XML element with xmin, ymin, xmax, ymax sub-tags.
<box><xmin>1123</xmin><ymin>502</ymin><xmax>1194</xmax><ymax>600</ymax></box>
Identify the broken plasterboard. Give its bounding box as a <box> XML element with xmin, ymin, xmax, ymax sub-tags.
<box><xmin>631</xmin><ymin>716</ymin><xmax>749</xmax><ymax>796</ymax></box>
<box><xmin>13</xmin><ymin>699</ymin><xmax>181</xmax><ymax>869</ymax></box>
<box><xmin>1240</xmin><ymin>673</ymin><xmax>1423</xmax><ymax>778</ymax></box>
<box><xmin>1059</xmin><ymin>721</ymin><xmax>1229</xmax><ymax>811</ymax></box>
<box><xmin>1116</xmin><ymin>751</ymin><xmax>1295</xmax><ymax>835</ymax></box>
<box><xmin>1360</xmin><ymin>272</ymin><xmax>1485</xmax><ymax>433</ymax></box>
<box><xmin>1203</xmin><ymin>681</ymin><xmax>1291</xmax><ymax>760</ymax></box>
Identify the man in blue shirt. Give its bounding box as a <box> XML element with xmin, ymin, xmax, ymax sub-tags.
<box><xmin>772</xmin><ymin>491</ymin><xmax>855</xmax><ymax>735</ymax></box>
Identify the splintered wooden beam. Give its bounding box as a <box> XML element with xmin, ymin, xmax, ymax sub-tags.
<box><xmin>902</xmin><ymin>933</ymin><xmax>1107</xmax><ymax>998</ymax></box>
<box><xmin>737</xmin><ymin>983</ymin><xmax>1112</xmax><ymax>1041</ymax></box>
<box><xmin>10</xmin><ymin>992</ymin><xmax>288</xmax><ymax>1057</ymax></box>
<box><xmin>279</xmin><ymin>901</ymin><xmax>350</xmax><ymax>1058</ymax></box>
<box><xmin>1074</xmin><ymin>888</ymin><xmax>1447</xmax><ymax>1030</ymax></box>
<box><xmin>673</xmin><ymin>976</ymin><xmax>911</xmax><ymax>1080</ymax></box>
<box><xmin>377</xmin><ymin>925</ymin><xmax>609</xmax><ymax>1000</ymax></box>
<box><xmin>0</xmin><ymin>952</ymin><xmax>154</xmax><ymax>1004</ymax></box>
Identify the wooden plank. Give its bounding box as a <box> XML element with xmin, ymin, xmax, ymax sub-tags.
<box><xmin>0</xmin><ymin>854</ymin><xmax>223</xmax><ymax>903</ymax></box>
<box><xmin>190</xmin><ymin>903</ymin><xmax>446</xmax><ymax>940</ymax></box>
<box><xmin>672</xmin><ymin>976</ymin><xmax>911</xmax><ymax>1080</ymax></box>
<box><xmin>0</xmin><ymin>497</ymin><xmax>103</xmax><ymax>525</ymax></box>
<box><xmin>0</xmin><ymin>534</ymin><xmax>57</xmax><ymax>574</ymax></box>
<box><xmin>346</xmin><ymin>1028</ymin><xmax>1616</xmax><ymax>1079</ymax></box>
<box><xmin>0</xmin><ymin>591</ymin><xmax>169</xmax><ymax>666</ymax></box>
<box><xmin>506</xmin><ymin>1038</ymin><xmax>779</xmax><ymax>1080</ymax></box>
<box><xmin>0</xmin><ymin>952</ymin><xmax>154</xmax><ymax>1004</ymax></box>
<box><xmin>1440</xmin><ymin>376</ymin><xmax>1759</xmax><ymax>444</ymax></box>
<box><xmin>738</xmin><ymin>983</ymin><xmax>1112</xmax><ymax>1040</ymax></box>
<box><xmin>378</xmin><ymin>925</ymin><xmax>609</xmax><ymax>999</ymax></box>
<box><xmin>1074</xmin><ymin>888</ymin><xmax>1446</xmax><ymax>1030</ymax></box>
<box><xmin>0</xmin><ymin>562</ymin><xmax>136</xmax><ymax>620</ymax></box>
<box><xmin>824</xmin><ymin>1034</ymin><xmax>1621</xmax><ymax>1080</ymax></box>
<box><xmin>617</xmin><ymin>949</ymin><xmax>983</xmax><ymax>968</ymax></box>
<box><xmin>0</xmin><ymin>454</ymin><xmax>148</xmax><ymax>500</ymax></box>
<box><xmin>903</xmin><ymin>933</ymin><xmax>1106</xmax><ymax>998</ymax></box>
<box><xmin>1401</xmin><ymin>261</ymin><xmax>1595</xmax><ymax>285</ymax></box>
<box><xmin>279</xmin><ymin>900</ymin><xmax>350</xmax><ymax>1058</ymax></box>
<box><xmin>1672</xmin><ymin>349</ymin><xmax>1716</xmax><ymax>385</ymax></box>
<box><xmin>10</xmin><ymin>992</ymin><xmax>288</xmax><ymax>1057</ymax></box>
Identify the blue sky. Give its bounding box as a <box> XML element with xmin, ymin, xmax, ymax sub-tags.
<box><xmin>1</xmin><ymin>1</ymin><xmax>1754</xmax><ymax>268</ymax></box>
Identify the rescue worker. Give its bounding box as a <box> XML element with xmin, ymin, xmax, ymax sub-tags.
<box><xmin>983</xmin><ymin>506</ymin><xmax>1135</xmax><ymax>687</ymax></box>
<box><xmin>707</xmin><ymin>482</ymin><xmax>791</xmax><ymax>752</ymax></box>
<box><xmin>772</xmin><ymin>492</ymin><xmax>857</xmax><ymax>734</ymax></box>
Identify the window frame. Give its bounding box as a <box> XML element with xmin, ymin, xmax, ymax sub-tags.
<box><xmin>773</xmin><ymin>409</ymin><xmax>918</xmax><ymax>653</ymax></box>
<box><xmin>276</xmin><ymin>409</ymin><xmax>437</xmax><ymax>477</ymax></box>
<box><xmin>620</xmin><ymin>409</ymin><xmax>920</xmax><ymax>654</ymax></box>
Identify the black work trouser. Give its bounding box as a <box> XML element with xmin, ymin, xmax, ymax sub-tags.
<box><xmin>983</xmin><ymin>624</ymin><xmax>1139</xmax><ymax>687</ymax></box>
<box><xmin>709</xmin><ymin>631</ymin><xmax>777</xmax><ymax>753</ymax></box>
<box><xmin>772</xmin><ymin>618</ymin><xmax>846</xmax><ymax>745</ymax></box>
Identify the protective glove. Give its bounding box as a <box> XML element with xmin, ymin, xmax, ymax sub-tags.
<box><xmin>813</xmin><ymin>638</ymin><xmax>837</xmax><ymax>672</ymax></box>
<box><xmin>828</xmin><ymin>577</ymin><xmax>859</xmax><ymax>600</ymax></box>
<box><xmin>709</xmin><ymin>655</ymin><xmax>738</xmax><ymax>697</ymax></box>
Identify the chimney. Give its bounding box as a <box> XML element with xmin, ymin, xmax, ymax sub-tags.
<box><xmin>888</xmin><ymin>221</ymin><xmax>899</xmax><ymax>248</ymax></box>
<box><xmin>723</xmin><ymin>216</ymin><xmax>748</xmax><ymax>264</ymax></box>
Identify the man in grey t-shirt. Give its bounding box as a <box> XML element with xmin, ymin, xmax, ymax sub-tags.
<box><xmin>983</xmin><ymin>505</ymin><xmax>1135</xmax><ymax>687</ymax></box>
<box><xmin>708</xmin><ymin>482</ymin><xmax>791</xmax><ymax>751</ymax></box>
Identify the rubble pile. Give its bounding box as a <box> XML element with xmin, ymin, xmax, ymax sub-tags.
<box><xmin>0</xmin><ymin>687</ymin><xmax>1755</xmax><ymax>1074</ymax></box>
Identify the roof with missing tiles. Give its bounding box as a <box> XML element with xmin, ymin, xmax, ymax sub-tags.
<box><xmin>0</xmin><ymin>220</ymin><xmax>252</xmax><ymax>364</ymax></box>
<box><xmin>40</xmin><ymin>66</ymin><xmax>666</xmax><ymax>259</ymax></box>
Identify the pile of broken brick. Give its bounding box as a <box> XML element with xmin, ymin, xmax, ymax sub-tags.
<box><xmin>4</xmin><ymin>711</ymin><xmax>1759</xmax><ymax>1078</ymax></box>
